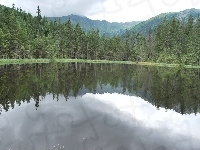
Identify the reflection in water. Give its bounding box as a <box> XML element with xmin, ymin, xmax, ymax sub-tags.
<box><xmin>0</xmin><ymin>63</ymin><xmax>200</xmax><ymax>114</ymax></box>
<box><xmin>0</xmin><ymin>104</ymin><xmax>2</xmax><ymax>114</ymax></box>
<box><xmin>0</xmin><ymin>63</ymin><xmax>200</xmax><ymax>149</ymax></box>
<box><xmin>0</xmin><ymin>93</ymin><xmax>200</xmax><ymax>150</ymax></box>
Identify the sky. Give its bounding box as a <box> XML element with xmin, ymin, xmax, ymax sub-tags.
<box><xmin>1</xmin><ymin>93</ymin><xmax>200</xmax><ymax>149</ymax></box>
<box><xmin>0</xmin><ymin>0</ymin><xmax>200</xmax><ymax>22</ymax></box>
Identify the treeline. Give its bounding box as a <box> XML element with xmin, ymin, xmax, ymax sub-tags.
<box><xmin>0</xmin><ymin>4</ymin><xmax>200</xmax><ymax>65</ymax></box>
<box><xmin>47</xmin><ymin>15</ymin><xmax>139</xmax><ymax>37</ymax></box>
<box><xmin>0</xmin><ymin>63</ymin><xmax>200</xmax><ymax>114</ymax></box>
<box><xmin>153</xmin><ymin>16</ymin><xmax>200</xmax><ymax>64</ymax></box>
<box><xmin>0</xmin><ymin>4</ymin><xmax>145</xmax><ymax>61</ymax></box>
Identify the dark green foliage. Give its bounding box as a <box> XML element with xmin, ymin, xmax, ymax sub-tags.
<box><xmin>0</xmin><ymin>63</ymin><xmax>200</xmax><ymax>114</ymax></box>
<box><xmin>0</xmin><ymin>4</ymin><xmax>200</xmax><ymax>65</ymax></box>
<box><xmin>152</xmin><ymin>15</ymin><xmax>200</xmax><ymax>65</ymax></box>
<box><xmin>0</xmin><ymin>4</ymin><xmax>144</xmax><ymax>62</ymax></box>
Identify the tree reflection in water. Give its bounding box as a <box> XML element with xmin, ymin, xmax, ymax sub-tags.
<box><xmin>0</xmin><ymin>62</ymin><xmax>199</xmax><ymax>115</ymax></box>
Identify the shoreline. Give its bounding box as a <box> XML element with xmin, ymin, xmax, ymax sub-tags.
<box><xmin>0</xmin><ymin>59</ymin><xmax>200</xmax><ymax>68</ymax></box>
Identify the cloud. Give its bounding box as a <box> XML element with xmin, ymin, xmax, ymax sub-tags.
<box><xmin>1</xmin><ymin>0</ymin><xmax>200</xmax><ymax>22</ymax></box>
<box><xmin>0</xmin><ymin>0</ymin><xmax>107</xmax><ymax>17</ymax></box>
<box><xmin>1</xmin><ymin>93</ymin><xmax>200</xmax><ymax>150</ymax></box>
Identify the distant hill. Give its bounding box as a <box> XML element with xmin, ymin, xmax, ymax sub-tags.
<box><xmin>47</xmin><ymin>15</ymin><xmax>141</xmax><ymax>37</ymax></box>
<box><xmin>47</xmin><ymin>9</ymin><xmax>200</xmax><ymax>37</ymax></box>
<box><xmin>130</xmin><ymin>8</ymin><xmax>200</xmax><ymax>35</ymax></box>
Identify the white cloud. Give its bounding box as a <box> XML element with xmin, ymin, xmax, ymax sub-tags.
<box><xmin>0</xmin><ymin>0</ymin><xmax>108</xmax><ymax>17</ymax></box>
<box><xmin>0</xmin><ymin>0</ymin><xmax>200</xmax><ymax>22</ymax></box>
<box><xmin>1</xmin><ymin>93</ymin><xmax>200</xmax><ymax>149</ymax></box>
<box><xmin>88</xmin><ymin>0</ymin><xmax>200</xmax><ymax>22</ymax></box>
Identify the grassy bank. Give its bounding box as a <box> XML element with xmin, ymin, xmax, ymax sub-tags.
<box><xmin>0</xmin><ymin>59</ymin><xmax>200</xmax><ymax>68</ymax></box>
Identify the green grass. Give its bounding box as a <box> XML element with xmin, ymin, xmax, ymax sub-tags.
<box><xmin>0</xmin><ymin>59</ymin><xmax>200</xmax><ymax>68</ymax></box>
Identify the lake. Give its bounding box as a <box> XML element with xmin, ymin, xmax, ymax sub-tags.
<box><xmin>0</xmin><ymin>63</ymin><xmax>200</xmax><ymax>150</ymax></box>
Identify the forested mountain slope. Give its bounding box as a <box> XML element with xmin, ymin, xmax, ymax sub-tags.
<box><xmin>47</xmin><ymin>15</ymin><xmax>140</xmax><ymax>37</ymax></box>
<box><xmin>130</xmin><ymin>8</ymin><xmax>200</xmax><ymax>35</ymax></box>
<box><xmin>1</xmin><ymin>4</ymin><xmax>200</xmax><ymax>65</ymax></box>
<box><xmin>0</xmin><ymin>4</ymin><xmax>146</xmax><ymax>61</ymax></box>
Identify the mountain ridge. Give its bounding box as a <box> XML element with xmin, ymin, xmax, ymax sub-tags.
<box><xmin>130</xmin><ymin>8</ymin><xmax>200</xmax><ymax>35</ymax></box>
<box><xmin>47</xmin><ymin>14</ymin><xmax>140</xmax><ymax>37</ymax></box>
<box><xmin>47</xmin><ymin>8</ymin><xmax>200</xmax><ymax>36</ymax></box>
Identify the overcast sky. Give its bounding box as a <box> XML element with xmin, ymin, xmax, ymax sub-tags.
<box><xmin>1</xmin><ymin>0</ymin><xmax>200</xmax><ymax>22</ymax></box>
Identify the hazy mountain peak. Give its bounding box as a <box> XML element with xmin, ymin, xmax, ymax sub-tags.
<box><xmin>129</xmin><ymin>8</ymin><xmax>200</xmax><ymax>35</ymax></box>
<box><xmin>182</xmin><ymin>8</ymin><xmax>200</xmax><ymax>13</ymax></box>
<box><xmin>173</xmin><ymin>8</ymin><xmax>200</xmax><ymax>22</ymax></box>
<box><xmin>48</xmin><ymin>8</ymin><xmax>200</xmax><ymax>37</ymax></box>
<box><xmin>47</xmin><ymin>15</ymin><xmax>140</xmax><ymax>37</ymax></box>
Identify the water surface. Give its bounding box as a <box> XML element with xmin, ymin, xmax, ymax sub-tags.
<box><xmin>0</xmin><ymin>63</ymin><xmax>200</xmax><ymax>150</ymax></box>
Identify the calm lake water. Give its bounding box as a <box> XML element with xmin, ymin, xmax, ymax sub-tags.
<box><xmin>0</xmin><ymin>63</ymin><xmax>200</xmax><ymax>150</ymax></box>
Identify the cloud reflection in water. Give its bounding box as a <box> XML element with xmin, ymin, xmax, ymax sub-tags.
<box><xmin>0</xmin><ymin>93</ymin><xmax>200</xmax><ymax>150</ymax></box>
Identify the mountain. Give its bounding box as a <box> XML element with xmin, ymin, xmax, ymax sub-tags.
<box><xmin>47</xmin><ymin>9</ymin><xmax>200</xmax><ymax>37</ymax></box>
<box><xmin>130</xmin><ymin>8</ymin><xmax>200</xmax><ymax>35</ymax></box>
<box><xmin>47</xmin><ymin>15</ymin><xmax>141</xmax><ymax>37</ymax></box>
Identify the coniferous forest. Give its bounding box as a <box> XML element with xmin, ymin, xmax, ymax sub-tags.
<box><xmin>1</xmin><ymin>4</ymin><xmax>200</xmax><ymax>65</ymax></box>
<box><xmin>1</xmin><ymin>63</ymin><xmax>200</xmax><ymax>115</ymax></box>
